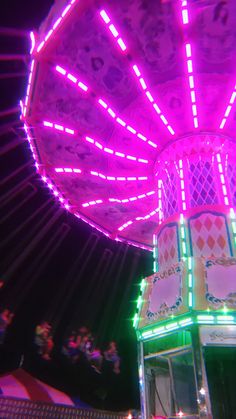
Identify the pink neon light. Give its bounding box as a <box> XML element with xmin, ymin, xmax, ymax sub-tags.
<box><xmin>85</xmin><ymin>136</ymin><xmax>148</xmax><ymax>164</ymax></box>
<box><xmin>75</xmin><ymin>212</ymin><xmax>111</xmax><ymax>237</ymax></box>
<box><xmin>178</xmin><ymin>160</ymin><xmax>187</xmax><ymax>211</ymax></box>
<box><xmin>82</xmin><ymin>191</ymin><xmax>155</xmax><ymax>207</ymax></box>
<box><xmin>40</xmin><ymin>174</ymin><xmax>70</xmax><ymax>209</ymax></box>
<box><xmin>90</xmin><ymin>171</ymin><xmax>148</xmax><ymax>182</ymax></box>
<box><xmin>99</xmin><ymin>10</ymin><xmax>175</xmax><ymax>135</ymax></box>
<box><xmin>23</xmin><ymin>60</ymin><xmax>35</xmax><ymax>117</ymax></box>
<box><xmin>55</xmin><ymin>62</ymin><xmax>158</xmax><ymax>149</ymax></box>
<box><xmin>117</xmin><ymin>207</ymin><xmax>159</xmax><ymax>232</ymax></box>
<box><xmin>131</xmin><ymin>64</ymin><xmax>175</xmax><ymax>135</ymax></box>
<box><xmin>100</xmin><ymin>10</ymin><xmax>127</xmax><ymax>51</ymax></box>
<box><xmin>43</xmin><ymin>120</ymin><xmax>148</xmax><ymax>163</ymax></box>
<box><xmin>181</xmin><ymin>0</ymin><xmax>189</xmax><ymax>24</ymax></box>
<box><xmin>219</xmin><ymin>85</ymin><xmax>236</xmax><ymax>129</ymax></box>
<box><xmin>100</xmin><ymin>10</ymin><xmax>110</xmax><ymax>24</ymax></box>
<box><xmin>180</xmin><ymin>0</ymin><xmax>200</xmax><ymax>130</ymax></box>
<box><xmin>55</xmin><ymin>65</ymin><xmax>88</xmax><ymax>92</ymax></box>
<box><xmin>30</xmin><ymin>31</ymin><xmax>35</xmax><ymax>54</ymax></box>
<box><xmin>96</xmin><ymin>98</ymin><xmax>159</xmax><ymax>148</ymax></box>
<box><xmin>43</xmin><ymin>120</ymin><xmax>75</xmax><ymax>135</ymax></box>
<box><xmin>23</xmin><ymin>123</ymin><xmax>39</xmax><ymax>166</ymax></box>
<box><xmin>216</xmin><ymin>153</ymin><xmax>230</xmax><ymax>206</ymax></box>
<box><xmin>54</xmin><ymin>168</ymin><xmax>148</xmax><ymax>182</ymax></box>
<box><xmin>157</xmin><ymin>179</ymin><xmax>163</xmax><ymax>224</ymax></box>
<box><xmin>55</xmin><ymin>167</ymin><xmax>82</xmax><ymax>173</ymax></box>
<box><xmin>183</xmin><ymin>40</ymin><xmax>199</xmax><ymax>128</ymax></box>
<box><xmin>82</xmin><ymin>200</ymin><xmax>103</xmax><ymax>208</ymax></box>
<box><xmin>182</xmin><ymin>8</ymin><xmax>189</xmax><ymax>24</ymax></box>
<box><xmin>36</xmin><ymin>0</ymin><xmax>76</xmax><ymax>54</ymax></box>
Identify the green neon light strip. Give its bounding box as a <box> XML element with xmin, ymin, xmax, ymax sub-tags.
<box><xmin>182</xmin><ymin>241</ymin><xmax>187</xmax><ymax>256</ymax></box>
<box><xmin>181</xmin><ymin>226</ymin><xmax>185</xmax><ymax>239</ymax></box>
<box><xmin>133</xmin><ymin>278</ymin><xmax>147</xmax><ymax>328</ymax></box>
<box><xmin>188</xmin><ymin>273</ymin><xmax>193</xmax><ymax>287</ymax></box>
<box><xmin>153</xmin><ymin>259</ymin><xmax>158</xmax><ymax>272</ymax></box>
<box><xmin>197</xmin><ymin>315</ymin><xmax>214</xmax><ymax>320</ymax></box>
<box><xmin>137</xmin><ymin>296</ymin><xmax>143</xmax><ymax>309</ymax></box>
<box><xmin>133</xmin><ymin>313</ymin><xmax>139</xmax><ymax>328</ymax></box>
<box><xmin>140</xmin><ymin>279</ymin><xmax>146</xmax><ymax>292</ymax></box>
<box><xmin>230</xmin><ymin>208</ymin><xmax>236</xmax><ymax>248</ymax></box>
<box><xmin>217</xmin><ymin>315</ymin><xmax>234</xmax><ymax>321</ymax></box>
<box><xmin>152</xmin><ymin>326</ymin><xmax>165</xmax><ymax>334</ymax></box>
<box><xmin>188</xmin><ymin>291</ymin><xmax>193</xmax><ymax>307</ymax></box>
<box><xmin>179</xmin><ymin>318</ymin><xmax>193</xmax><ymax>326</ymax></box>
<box><xmin>141</xmin><ymin>317</ymin><xmax>193</xmax><ymax>339</ymax></box>
<box><xmin>140</xmin><ymin>315</ymin><xmax>236</xmax><ymax>340</ymax></box>
<box><xmin>153</xmin><ymin>234</ymin><xmax>158</xmax><ymax>273</ymax></box>
<box><xmin>232</xmin><ymin>222</ymin><xmax>236</xmax><ymax>234</ymax></box>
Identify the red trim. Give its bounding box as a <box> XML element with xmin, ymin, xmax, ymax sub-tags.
<box><xmin>12</xmin><ymin>369</ymin><xmax>53</xmax><ymax>403</ymax></box>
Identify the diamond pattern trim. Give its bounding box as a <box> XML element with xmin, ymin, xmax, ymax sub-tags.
<box><xmin>162</xmin><ymin>172</ymin><xmax>178</xmax><ymax>219</ymax></box>
<box><xmin>227</xmin><ymin>163</ymin><xmax>236</xmax><ymax>207</ymax></box>
<box><xmin>189</xmin><ymin>160</ymin><xmax>218</xmax><ymax>207</ymax></box>
<box><xmin>157</xmin><ymin>225</ymin><xmax>179</xmax><ymax>271</ymax></box>
<box><xmin>190</xmin><ymin>213</ymin><xmax>230</xmax><ymax>257</ymax></box>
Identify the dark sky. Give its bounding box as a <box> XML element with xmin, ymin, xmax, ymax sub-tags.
<box><xmin>0</xmin><ymin>0</ymin><xmax>153</xmax><ymax>409</ymax></box>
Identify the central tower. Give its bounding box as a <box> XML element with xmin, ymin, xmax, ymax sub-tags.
<box><xmin>134</xmin><ymin>133</ymin><xmax>236</xmax><ymax>418</ymax></box>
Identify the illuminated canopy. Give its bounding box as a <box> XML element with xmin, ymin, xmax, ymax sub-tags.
<box><xmin>22</xmin><ymin>0</ymin><xmax>236</xmax><ymax>249</ymax></box>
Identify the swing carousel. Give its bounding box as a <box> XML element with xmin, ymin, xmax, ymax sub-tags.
<box><xmin>21</xmin><ymin>0</ymin><xmax>236</xmax><ymax>417</ymax></box>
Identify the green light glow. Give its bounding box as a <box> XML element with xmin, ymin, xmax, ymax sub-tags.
<box><xmin>181</xmin><ymin>226</ymin><xmax>185</xmax><ymax>239</ymax></box>
<box><xmin>179</xmin><ymin>318</ymin><xmax>193</xmax><ymax>326</ymax></box>
<box><xmin>153</xmin><ymin>260</ymin><xmax>158</xmax><ymax>273</ymax></box>
<box><xmin>133</xmin><ymin>313</ymin><xmax>139</xmax><ymax>328</ymax></box>
<box><xmin>229</xmin><ymin>208</ymin><xmax>235</xmax><ymax>219</ymax></box>
<box><xmin>188</xmin><ymin>291</ymin><xmax>193</xmax><ymax>307</ymax></box>
<box><xmin>217</xmin><ymin>315</ymin><xmax>234</xmax><ymax>321</ymax></box>
<box><xmin>165</xmin><ymin>322</ymin><xmax>179</xmax><ymax>330</ymax></box>
<box><xmin>142</xmin><ymin>330</ymin><xmax>153</xmax><ymax>338</ymax></box>
<box><xmin>140</xmin><ymin>279</ymin><xmax>146</xmax><ymax>292</ymax></box>
<box><xmin>137</xmin><ymin>296</ymin><xmax>143</xmax><ymax>309</ymax></box>
<box><xmin>232</xmin><ymin>222</ymin><xmax>236</xmax><ymax>234</ymax></box>
<box><xmin>188</xmin><ymin>273</ymin><xmax>193</xmax><ymax>287</ymax></box>
<box><xmin>182</xmin><ymin>242</ymin><xmax>187</xmax><ymax>255</ymax></box>
<box><xmin>153</xmin><ymin>234</ymin><xmax>157</xmax><ymax>245</ymax></box>
<box><xmin>138</xmin><ymin>314</ymin><xmax>236</xmax><ymax>340</ymax></box>
<box><xmin>197</xmin><ymin>315</ymin><xmax>214</xmax><ymax>320</ymax></box>
<box><xmin>152</xmin><ymin>326</ymin><xmax>165</xmax><ymax>335</ymax></box>
<box><xmin>188</xmin><ymin>257</ymin><xmax>192</xmax><ymax>270</ymax></box>
<box><xmin>180</xmin><ymin>213</ymin><xmax>184</xmax><ymax>224</ymax></box>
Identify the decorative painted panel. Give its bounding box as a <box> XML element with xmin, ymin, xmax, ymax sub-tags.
<box><xmin>189</xmin><ymin>160</ymin><xmax>218</xmax><ymax>207</ymax></box>
<box><xmin>157</xmin><ymin>224</ymin><xmax>180</xmax><ymax>272</ymax></box>
<box><xmin>227</xmin><ymin>163</ymin><xmax>236</xmax><ymax>207</ymax></box>
<box><xmin>146</xmin><ymin>262</ymin><xmax>184</xmax><ymax>321</ymax></box>
<box><xmin>205</xmin><ymin>258</ymin><xmax>236</xmax><ymax>310</ymax></box>
<box><xmin>162</xmin><ymin>171</ymin><xmax>179</xmax><ymax>219</ymax></box>
<box><xmin>189</xmin><ymin>212</ymin><xmax>231</xmax><ymax>258</ymax></box>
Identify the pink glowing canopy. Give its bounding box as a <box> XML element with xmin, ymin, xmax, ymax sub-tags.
<box><xmin>22</xmin><ymin>0</ymin><xmax>236</xmax><ymax>249</ymax></box>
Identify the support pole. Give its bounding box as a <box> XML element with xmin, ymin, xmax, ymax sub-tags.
<box><xmin>0</xmin><ymin>54</ymin><xmax>27</xmax><ymax>62</ymax></box>
<box><xmin>0</xmin><ymin>107</ymin><xmax>20</xmax><ymax>118</ymax></box>
<box><xmin>0</xmin><ymin>27</ymin><xmax>29</xmax><ymax>37</ymax></box>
